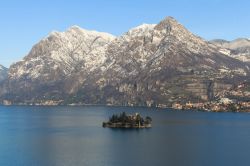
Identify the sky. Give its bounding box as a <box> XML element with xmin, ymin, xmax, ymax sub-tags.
<box><xmin>0</xmin><ymin>0</ymin><xmax>250</xmax><ymax>67</ymax></box>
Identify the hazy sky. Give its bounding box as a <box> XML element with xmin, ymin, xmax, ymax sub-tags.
<box><xmin>1</xmin><ymin>0</ymin><xmax>250</xmax><ymax>67</ymax></box>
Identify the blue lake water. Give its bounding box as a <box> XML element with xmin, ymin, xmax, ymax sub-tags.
<box><xmin>0</xmin><ymin>106</ymin><xmax>250</xmax><ymax>166</ymax></box>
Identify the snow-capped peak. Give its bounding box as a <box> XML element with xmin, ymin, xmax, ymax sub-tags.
<box><xmin>46</xmin><ymin>26</ymin><xmax>116</xmax><ymax>42</ymax></box>
<box><xmin>9</xmin><ymin>25</ymin><xmax>117</xmax><ymax>80</ymax></box>
<box><xmin>48</xmin><ymin>31</ymin><xmax>61</xmax><ymax>37</ymax></box>
<box><xmin>126</xmin><ymin>23</ymin><xmax>156</xmax><ymax>37</ymax></box>
<box><xmin>130</xmin><ymin>23</ymin><xmax>156</xmax><ymax>31</ymax></box>
<box><xmin>154</xmin><ymin>16</ymin><xmax>180</xmax><ymax>30</ymax></box>
<box><xmin>67</xmin><ymin>25</ymin><xmax>116</xmax><ymax>41</ymax></box>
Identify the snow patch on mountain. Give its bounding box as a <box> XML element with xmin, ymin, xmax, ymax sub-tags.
<box><xmin>211</xmin><ymin>38</ymin><xmax>250</xmax><ymax>62</ymax></box>
<box><xmin>127</xmin><ymin>24</ymin><xmax>156</xmax><ymax>37</ymax></box>
<box><xmin>9</xmin><ymin>26</ymin><xmax>116</xmax><ymax>80</ymax></box>
<box><xmin>2</xmin><ymin>16</ymin><xmax>249</xmax><ymax>105</ymax></box>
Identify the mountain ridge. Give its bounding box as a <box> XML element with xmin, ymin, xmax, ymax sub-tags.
<box><xmin>1</xmin><ymin>17</ymin><xmax>249</xmax><ymax>106</ymax></box>
<box><xmin>210</xmin><ymin>38</ymin><xmax>250</xmax><ymax>62</ymax></box>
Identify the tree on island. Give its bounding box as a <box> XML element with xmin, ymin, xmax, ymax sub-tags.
<box><xmin>108</xmin><ymin>112</ymin><xmax>152</xmax><ymax>125</ymax></box>
<box><xmin>227</xmin><ymin>103</ymin><xmax>237</xmax><ymax>112</ymax></box>
<box><xmin>145</xmin><ymin>116</ymin><xmax>152</xmax><ymax>124</ymax></box>
<box><xmin>104</xmin><ymin>112</ymin><xmax>152</xmax><ymax>128</ymax></box>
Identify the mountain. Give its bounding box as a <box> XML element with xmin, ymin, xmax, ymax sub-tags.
<box><xmin>0</xmin><ymin>65</ymin><xmax>8</xmax><ymax>83</ymax></box>
<box><xmin>1</xmin><ymin>17</ymin><xmax>249</xmax><ymax>106</ymax></box>
<box><xmin>210</xmin><ymin>38</ymin><xmax>250</xmax><ymax>62</ymax></box>
<box><xmin>2</xmin><ymin>26</ymin><xmax>115</xmax><ymax>103</ymax></box>
<box><xmin>71</xmin><ymin>17</ymin><xmax>249</xmax><ymax>106</ymax></box>
<box><xmin>9</xmin><ymin>26</ymin><xmax>115</xmax><ymax>80</ymax></box>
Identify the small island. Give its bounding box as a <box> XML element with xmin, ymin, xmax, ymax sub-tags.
<box><xmin>103</xmin><ymin>112</ymin><xmax>152</xmax><ymax>128</ymax></box>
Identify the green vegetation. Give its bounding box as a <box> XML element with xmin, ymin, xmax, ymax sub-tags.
<box><xmin>227</xmin><ymin>103</ymin><xmax>238</xmax><ymax>112</ymax></box>
<box><xmin>103</xmin><ymin>112</ymin><xmax>152</xmax><ymax>128</ymax></box>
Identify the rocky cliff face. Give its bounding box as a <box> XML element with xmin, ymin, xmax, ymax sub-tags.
<box><xmin>1</xmin><ymin>17</ymin><xmax>249</xmax><ymax>106</ymax></box>
<box><xmin>68</xmin><ymin>17</ymin><xmax>250</xmax><ymax>106</ymax></box>
<box><xmin>211</xmin><ymin>38</ymin><xmax>250</xmax><ymax>62</ymax></box>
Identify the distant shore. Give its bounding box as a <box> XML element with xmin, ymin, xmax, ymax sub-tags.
<box><xmin>1</xmin><ymin>102</ymin><xmax>249</xmax><ymax>113</ymax></box>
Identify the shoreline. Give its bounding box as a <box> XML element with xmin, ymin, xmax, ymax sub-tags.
<box><xmin>0</xmin><ymin>104</ymin><xmax>249</xmax><ymax>113</ymax></box>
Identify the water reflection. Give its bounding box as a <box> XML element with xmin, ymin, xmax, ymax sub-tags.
<box><xmin>0</xmin><ymin>106</ymin><xmax>250</xmax><ymax>166</ymax></box>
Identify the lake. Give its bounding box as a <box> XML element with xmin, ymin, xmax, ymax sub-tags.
<box><xmin>0</xmin><ymin>106</ymin><xmax>250</xmax><ymax>166</ymax></box>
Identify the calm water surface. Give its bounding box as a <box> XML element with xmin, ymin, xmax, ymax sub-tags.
<box><xmin>0</xmin><ymin>106</ymin><xmax>250</xmax><ymax>166</ymax></box>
